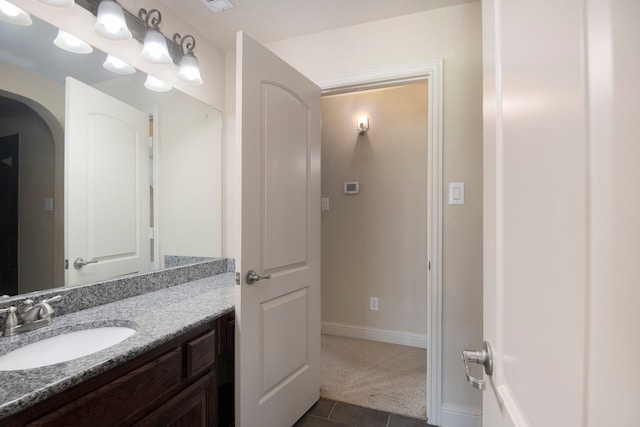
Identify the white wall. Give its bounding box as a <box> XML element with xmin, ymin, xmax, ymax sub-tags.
<box><xmin>265</xmin><ymin>1</ymin><xmax>484</xmax><ymax>417</ymax></box>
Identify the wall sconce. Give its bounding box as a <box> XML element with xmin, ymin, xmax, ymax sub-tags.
<box><xmin>74</xmin><ymin>0</ymin><xmax>206</xmax><ymax>84</ymax></box>
<box><xmin>144</xmin><ymin>75</ymin><xmax>172</xmax><ymax>92</ymax></box>
<box><xmin>0</xmin><ymin>0</ymin><xmax>32</xmax><ymax>26</ymax></box>
<box><xmin>174</xmin><ymin>34</ymin><xmax>203</xmax><ymax>85</ymax></box>
<box><xmin>103</xmin><ymin>54</ymin><xmax>135</xmax><ymax>74</ymax></box>
<box><xmin>94</xmin><ymin>0</ymin><xmax>131</xmax><ymax>40</ymax></box>
<box><xmin>38</xmin><ymin>0</ymin><xmax>74</xmax><ymax>7</ymax></box>
<box><xmin>357</xmin><ymin>117</ymin><xmax>369</xmax><ymax>135</ymax></box>
<box><xmin>54</xmin><ymin>29</ymin><xmax>93</xmax><ymax>54</ymax></box>
<box><xmin>139</xmin><ymin>8</ymin><xmax>171</xmax><ymax>64</ymax></box>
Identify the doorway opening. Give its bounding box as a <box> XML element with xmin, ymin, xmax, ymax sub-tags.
<box><xmin>314</xmin><ymin>59</ymin><xmax>444</xmax><ymax>423</ymax></box>
<box><xmin>0</xmin><ymin>96</ymin><xmax>56</xmax><ymax>296</ymax></box>
<box><xmin>319</xmin><ymin>81</ymin><xmax>429</xmax><ymax>419</ymax></box>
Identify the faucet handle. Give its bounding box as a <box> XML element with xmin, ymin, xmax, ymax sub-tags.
<box><xmin>0</xmin><ymin>306</ymin><xmax>18</xmax><ymax>335</ymax></box>
<box><xmin>42</xmin><ymin>295</ymin><xmax>62</xmax><ymax>305</ymax></box>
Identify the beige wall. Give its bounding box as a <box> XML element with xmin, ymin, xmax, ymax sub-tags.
<box><xmin>321</xmin><ymin>83</ymin><xmax>429</xmax><ymax>336</ymax></box>
<box><xmin>266</xmin><ymin>1</ymin><xmax>483</xmax><ymax>412</ymax></box>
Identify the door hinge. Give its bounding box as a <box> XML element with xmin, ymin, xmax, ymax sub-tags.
<box><xmin>428</xmin><ymin>261</ymin><xmax>431</xmax><ymax>271</ymax></box>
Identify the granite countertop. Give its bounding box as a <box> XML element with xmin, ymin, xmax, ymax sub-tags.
<box><xmin>0</xmin><ymin>273</ymin><xmax>235</xmax><ymax>419</ymax></box>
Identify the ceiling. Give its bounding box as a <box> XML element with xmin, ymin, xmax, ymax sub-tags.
<box><xmin>153</xmin><ymin>0</ymin><xmax>478</xmax><ymax>51</ymax></box>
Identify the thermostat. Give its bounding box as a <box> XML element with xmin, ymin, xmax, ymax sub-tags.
<box><xmin>344</xmin><ymin>181</ymin><xmax>359</xmax><ymax>195</ymax></box>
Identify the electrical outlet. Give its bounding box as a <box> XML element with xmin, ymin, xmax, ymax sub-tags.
<box><xmin>370</xmin><ymin>297</ymin><xmax>379</xmax><ymax>311</ymax></box>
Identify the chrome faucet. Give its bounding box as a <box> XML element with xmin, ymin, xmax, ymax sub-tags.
<box><xmin>0</xmin><ymin>295</ymin><xmax>61</xmax><ymax>336</ymax></box>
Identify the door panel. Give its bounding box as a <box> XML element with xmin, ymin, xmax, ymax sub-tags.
<box><xmin>237</xmin><ymin>32</ymin><xmax>321</xmax><ymax>427</ymax></box>
<box><xmin>481</xmin><ymin>0</ymin><xmax>587</xmax><ymax>426</ymax></box>
<box><xmin>65</xmin><ymin>77</ymin><xmax>150</xmax><ymax>286</ymax></box>
<box><xmin>263</xmin><ymin>84</ymin><xmax>309</xmax><ymax>271</ymax></box>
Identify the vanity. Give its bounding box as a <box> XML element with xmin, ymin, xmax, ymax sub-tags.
<box><xmin>0</xmin><ymin>260</ymin><xmax>235</xmax><ymax>426</ymax></box>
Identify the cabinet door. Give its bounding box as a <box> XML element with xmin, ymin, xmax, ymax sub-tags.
<box><xmin>134</xmin><ymin>373</ymin><xmax>216</xmax><ymax>427</ymax></box>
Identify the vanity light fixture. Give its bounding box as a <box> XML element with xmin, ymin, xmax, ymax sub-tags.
<box><xmin>94</xmin><ymin>0</ymin><xmax>131</xmax><ymax>40</ymax></box>
<box><xmin>0</xmin><ymin>0</ymin><xmax>32</xmax><ymax>26</ymax></box>
<box><xmin>357</xmin><ymin>116</ymin><xmax>369</xmax><ymax>135</ymax></box>
<box><xmin>174</xmin><ymin>33</ymin><xmax>203</xmax><ymax>85</ymax></box>
<box><xmin>139</xmin><ymin>8</ymin><xmax>171</xmax><ymax>64</ymax></box>
<box><xmin>144</xmin><ymin>75</ymin><xmax>172</xmax><ymax>92</ymax></box>
<box><xmin>37</xmin><ymin>0</ymin><xmax>74</xmax><ymax>8</ymax></box>
<box><xmin>103</xmin><ymin>54</ymin><xmax>135</xmax><ymax>74</ymax></box>
<box><xmin>54</xmin><ymin>29</ymin><xmax>93</xmax><ymax>54</ymax></box>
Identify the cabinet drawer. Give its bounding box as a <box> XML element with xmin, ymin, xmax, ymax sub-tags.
<box><xmin>186</xmin><ymin>329</ymin><xmax>216</xmax><ymax>379</ymax></box>
<box><xmin>28</xmin><ymin>348</ymin><xmax>182</xmax><ymax>427</ymax></box>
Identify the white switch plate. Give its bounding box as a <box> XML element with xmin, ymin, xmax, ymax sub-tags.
<box><xmin>321</xmin><ymin>198</ymin><xmax>330</xmax><ymax>211</ymax></box>
<box><xmin>370</xmin><ymin>297</ymin><xmax>379</xmax><ymax>311</ymax></box>
<box><xmin>43</xmin><ymin>197</ymin><xmax>54</xmax><ymax>212</ymax></box>
<box><xmin>449</xmin><ymin>182</ymin><xmax>465</xmax><ymax>205</ymax></box>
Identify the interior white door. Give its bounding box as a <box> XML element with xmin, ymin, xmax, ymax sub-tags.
<box><xmin>479</xmin><ymin>0</ymin><xmax>589</xmax><ymax>426</ymax></box>
<box><xmin>65</xmin><ymin>77</ymin><xmax>150</xmax><ymax>286</ymax></box>
<box><xmin>236</xmin><ymin>32</ymin><xmax>321</xmax><ymax>427</ymax></box>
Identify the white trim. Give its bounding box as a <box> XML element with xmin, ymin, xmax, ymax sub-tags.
<box><xmin>313</xmin><ymin>59</ymin><xmax>444</xmax><ymax>426</ymax></box>
<box><xmin>321</xmin><ymin>321</ymin><xmax>427</xmax><ymax>349</ymax></box>
<box><xmin>441</xmin><ymin>403</ymin><xmax>482</xmax><ymax>427</ymax></box>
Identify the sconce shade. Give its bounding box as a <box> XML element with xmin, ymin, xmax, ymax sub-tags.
<box><xmin>144</xmin><ymin>75</ymin><xmax>172</xmax><ymax>92</ymax></box>
<box><xmin>177</xmin><ymin>52</ymin><xmax>203</xmax><ymax>85</ymax></box>
<box><xmin>94</xmin><ymin>0</ymin><xmax>131</xmax><ymax>40</ymax></box>
<box><xmin>357</xmin><ymin>116</ymin><xmax>369</xmax><ymax>134</ymax></box>
<box><xmin>0</xmin><ymin>0</ymin><xmax>32</xmax><ymax>26</ymax></box>
<box><xmin>141</xmin><ymin>29</ymin><xmax>171</xmax><ymax>64</ymax></box>
<box><xmin>103</xmin><ymin>55</ymin><xmax>135</xmax><ymax>74</ymax></box>
<box><xmin>54</xmin><ymin>29</ymin><xmax>93</xmax><ymax>54</ymax></box>
<box><xmin>38</xmin><ymin>0</ymin><xmax>74</xmax><ymax>8</ymax></box>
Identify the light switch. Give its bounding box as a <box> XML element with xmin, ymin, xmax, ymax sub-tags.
<box><xmin>43</xmin><ymin>197</ymin><xmax>54</xmax><ymax>212</ymax></box>
<box><xmin>449</xmin><ymin>182</ymin><xmax>464</xmax><ymax>205</ymax></box>
<box><xmin>321</xmin><ymin>198</ymin><xmax>330</xmax><ymax>211</ymax></box>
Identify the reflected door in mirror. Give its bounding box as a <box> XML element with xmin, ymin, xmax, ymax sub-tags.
<box><xmin>65</xmin><ymin>78</ymin><xmax>150</xmax><ymax>286</ymax></box>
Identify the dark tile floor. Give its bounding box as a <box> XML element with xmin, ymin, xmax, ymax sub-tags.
<box><xmin>294</xmin><ymin>399</ymin><xmax>436</xmax><ymax>427</ymax></box>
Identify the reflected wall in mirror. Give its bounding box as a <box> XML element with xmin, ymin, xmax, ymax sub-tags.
<box><xmin>0</xmin><ymin>13</ymin><xmax>222</xmax><ymax>296</ymax></box>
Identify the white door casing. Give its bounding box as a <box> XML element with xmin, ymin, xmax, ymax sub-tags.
<box><xmin>65</xmin><ymin>77</ymin><xmax>150</xmax><ymax>286</ymax></box>
<box><xmin>235</xmin><ymin>32</ymin><xmax>321</xmax><ymax>427</ymax></box>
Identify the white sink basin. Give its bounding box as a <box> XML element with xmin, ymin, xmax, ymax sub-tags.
<box><xmin>0</xmin><ymin>327</ymin><xmax>136</xmax><ymax>371</ymax></box>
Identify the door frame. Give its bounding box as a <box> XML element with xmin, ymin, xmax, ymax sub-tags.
<box><xmin>314</xmin><ymin>59</ymin><xmax>444</xmax><ymax>424</ymax></box>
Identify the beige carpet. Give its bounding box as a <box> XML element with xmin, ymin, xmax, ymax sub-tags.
<box><xmin>320</xmin><ymin>334</ymin><xmax>427</xmax><ymax>419</ymax></box>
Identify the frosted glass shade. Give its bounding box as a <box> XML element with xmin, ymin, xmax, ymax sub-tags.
<box><xmin>94</xmin><ymin>0</ymin><xmax>131</xmax><ymax>40</ymax></box>
<box><xmin>0</xmin><ymin>0</ymin><xmax>32</xmax><ymax>26</ymax></box>
<box><xmin>54</xmin><ymin>30</ymin><xmax>93</xmax><ymax>54</ymax></box>
<box><xmin>177</xmin><ymin>53</ymin><xmax>203</xmax><ymax>85</ymax></box>
<box><xmin>141</xmin><ymin>29</ymin><xmax>171</xmax><ymax>64</ymax></box>
<box><xmin>144</xmin><ymin>75</ymin><xmax>172</xmax><ymax>92</ymax></box>
<box><xmin>103</xmin><ymin>55</ymin><xmax>135</xmax><ymax>75</ymax></box>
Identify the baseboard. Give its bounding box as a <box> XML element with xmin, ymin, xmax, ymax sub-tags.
<box><xmin>439</xmin><ymin>403</ymin><xmax>482</xmax><ymax>427</ymax></box>
<box><xmin>321</xmin><ymin>321</ymin><xmax>427</xmax><ymax>349</ymax></box>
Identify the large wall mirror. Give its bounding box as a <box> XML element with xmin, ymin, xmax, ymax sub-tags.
<box><xmin>0</xmin><ymin>13</ymin><xmax>222</xmax><ymax>296</ymax></box>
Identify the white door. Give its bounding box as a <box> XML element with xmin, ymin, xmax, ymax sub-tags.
<box><xmin>479</xmin><ymin>1</ymin><xmax>640</xmax><ymax>426</ymax></box>
<box><xmin>65</xmin><ymin>77</ymin><xmax>150</xmax><ymax>286</ymax></box>
<box><xmin>236</xmin><ymin>32</ymin><xmax>321</xmax><ymax>427</ymax></box>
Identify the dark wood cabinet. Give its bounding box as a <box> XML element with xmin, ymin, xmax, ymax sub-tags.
<box><xmin>4</xmin><ymin>312</ymin><xmax>235</xmax><ymax>427</ymax></box>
